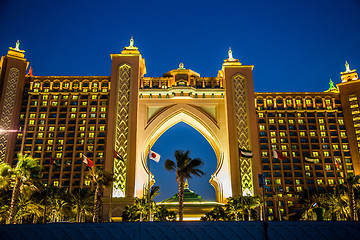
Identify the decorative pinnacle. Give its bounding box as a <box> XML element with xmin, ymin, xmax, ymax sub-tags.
<box><xmin>227</xmin><ymin>47</ymin><xmax>236</xmax><ymax>61</ymax></box>
<box><xmin>124</xmin><ymin>36</ymin><xmax>138</xmax><ymax>50</ymax></box>
<box><xmin>184</xmin><ymin>179</ymin><xmax>189</xmax><ymax>188</ymax></box>
<box><xmin>345</xmin><ymin>61</ymin><xmax>351</xmax><ymax>73</ymax></box>
<box><xmin>178</xmin><ymin>62</ymin><xmax>185</xmax><ymax>69</ymax></box>
<box><xmin>9</xmin><ymin>40</ymin><xmax>25</xmax><ymax>53</ymax></box>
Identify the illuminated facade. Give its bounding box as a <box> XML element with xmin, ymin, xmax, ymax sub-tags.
<box><xmin>0</xmin><ymin>40</ymin><xmax>359</xmax><ymax>220</ymax></box>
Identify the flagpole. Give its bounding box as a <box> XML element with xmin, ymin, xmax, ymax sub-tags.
<box><xmin>147</xmin><ymin>145</ymin><xmax>151</xmax><ymax>221</ymax></box>
<box><xmin>109</xmin><ymin>149</ymin><xmax>115</xmax><ymax>222</ymax></box>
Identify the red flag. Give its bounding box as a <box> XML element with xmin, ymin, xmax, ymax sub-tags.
<box><xmin>114</xmin><ymin>150</ymin><xmax>124</xmax><ymax>161</ymax></box>
<box><xmin>334</xmin><ymin>157</ymin><xmax>341</xmax><ymax>170</ymax></box>
<box><xmin>273</xmin><ymin>150</ymin><xmax>286</xmax><ymax>160</ymax></box>
<box><xmin>83</xmin><ymin>155</ymin><xmax>94</xmax><ymax>168</ymax></box>
<box><xmin>50</xmin><ymin>156</ymin><xmax>54</xmax><ymax>165</ymax></box>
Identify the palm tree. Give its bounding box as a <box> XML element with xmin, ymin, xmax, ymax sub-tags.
<box><xmin>0</xmin><ymin>154</ymin><xmax>42</xmax><ymax>224</ymax></box>
<box><xmin>225</xmin><ymin>196</ymin><xmax>243</xmax><ymax>221</ymax></box>
<box><xmin>345</xmin><ymin>173</ymin><xmax>360</xmax><ymax>221</ymax></box>
<box><xmin>164</xmin><ymin>150</ymin><xmax>204</xmax><ymax>221</ymax></box>
<box><xmin>86</xmin><ymin>167</ymin><xmax>114</xmax><ymax>222</ymax></box>
<box><xmin>45</xmin><ymin>186</ymin><xmax>71</xmax><ymax>222</ymax></box>
<box><xmin>71</xmin><ymin>188</ymin><xmax>94</xmax><ymax>222</ymax></box>
<box><xmin>243</xmin><ymin>195</ymin><xmax>261</xmax><ymax>221</ymax></box>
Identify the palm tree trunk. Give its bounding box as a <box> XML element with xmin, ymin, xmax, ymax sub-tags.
<box><xmin>93</xmin><ymin>185</ymin><xmax>102</xmax><ymax>222</ymax></box>
<box><xmin>8</xmin><ymin>178</ymin><xmax>21</xmax><ymax>224</ymax></box>
<box><xmin>348</xmin><ymin>182</ymin><xmax>356</xmax><ymax>221</ymax></box>
<box><xmin>178</xmin><ymin>175</ymin><xmax>184</xmax><ymax>221</ymax></box>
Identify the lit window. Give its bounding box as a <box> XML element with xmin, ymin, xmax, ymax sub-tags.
<box><xmin>305</xmin><ymin>165</ymin><xmax>310</xmax><ymax>171</ymax></box>
<box><xmin>47</xmin><ymin>146</ymin><xmax>53</xmax><ymax>151</ymax></box>
<box><xmin>48</xmin><ymin>126</ymin><xmax>55</xmax><ymax>131</ymax></box>
<box><xmin>318</xmin><ymin>119</ymin><xmax>324</xmax><ymax>124</ymax></box>
<box><xmin>271</xmin><ymin>138</ymin><xmax>277</xmax><ymax>143</ymax></box>
<box><xmin>42</xmin><ymin>101</ymin><xmax>48</xmax><ymax>106</ymax></box>
<box><xmin>280</xmin><ymin>132</ymin><xmax>286</xmax><ymax>137</ymax></box>
<box><xmin>325</xmin><ymin>165</ymin><xmax>331</xmax><ymax>170</ymax></box>
<box><xmin>288</xmin><ymin>119</ymin><xmax>294</xmax><ymax>124</ymax></box>
<box><xmin>298</xmin><ymin>119</ymin><xmax>304</xmax><ymax>124</ymax></box>
<box><xmin>52</xmin><ymin>101</ymin><xmax>58</xmax><ymax>106</ymax></box>
<box><xmin>270</xmin><ymin>132</ymin><xmax>276</xmax><ymax>137</ymax></box>
<box><xmin>90</xmin><ymin>114</ymin><xmax>96</xmax><ymax>118</ymax></box>
<box><xmin>262</xmin><ymin>151</ymin><xmax>268</xmax><ymax>157</ymax></box>
<box><xmin>37</xmin><ymin>133</ymin><xmax>43</xmax><ymax>138</ymax></box>
<box><xmin>333</xmin><ymin>144</ymin><xmax>339</xmax><ymax>150</ymax></box>
<box><xmin>296</xmin><ymin>99</ymin><xmax>302</xmax><ymax>105</ymax></box>
<box><xmin>286</xmin><ymin>99</ymin><xmax>292</xmax><ymax>105</ymax></box>
<box><xmin>64</xmin><ymin>82</ymin><xmax>70</xmax><ymax>88</ymax></box>
<box><xmin>91</xmin><ymin>107</ymin><xmax>96</xmax><ymax>112</ymax></box>
<box><xmin>321</xmin><ymin>132</ymin><xmax>326</xmax><ymax>136</ymax></box>
<box><xmin>62</xmin><ymin>95</ymin><xmax>69</xmax><ymax>100</ymax></box>
<box><xmin>343</xmin><ymin>144</ymin><xmax>348</xmax><ymax>150</ymax></box>
<box><xmin>266</xmin><ymin>99</ymin><xmax>273</xmax><ymax>105</ymax></box>
<box><xmin>324</xmin><ymin>151</ymin><xmax>330</xmax><ymax>157</ymax></box>
<box><xmin>73</xmin><ymin>95</ymin><xmax>79</xmax><ymax>100</ymax></box>
<box><xmin>258</xmin><ymin>113</ymin><xmax>264</xmax><ymax>117</ymax></box>
<box><xmin>79</xmin><ymin>133</ymin><xmax>85</xmax><ymax>137</ymax></box>
<box><xmin>99</xmin><ymin>126</ymin><xmax>105</xmax><ymax>131</ymax></box>
<box><xmin>59</xmin><ymin>126</ymin><xmax>65</xmax><ymax>131</ymax></box>
<box><xmin>42</xmin><ymin>95</ymin><xmax>49</xmax><ymax>100</ymax></box>
<box><xmin>313</xmin><ymin>152</ymin><xmax>319</xmax><ymax>157</ymax></box>
<box><xmin>81</xmin><ymin>114</ymin><xmax>87</xmax><ymax>118</ymax></box>
<box><xmin>278</xmin><ymin>119</ymin><xmax>284</xmax><ymax>124</ymax></box>
<box><xmin>339</xmin><ymin>179</ymin><xmax>344</xmax><ymax>184</ymax></box>
<box><xmin>98</xmin><ymin>152</ymin><xmax>104</xmax><ymax>157</ymax></box>
<box><xmin>281</xmin><ymin>145</ymin><xmax>287</xmax><ymax>150</ymax></box>
<box><xmin>296</xmin><ymin>186</ymin><xmax>302</xmax><ymax>192</ymax></box>
<box><xmin>40</xmin><ymin>113</ymin><xmax>46</xmax><ymax>118</ymax></box>
<box><xmin>320</xmin><ymin>125</ymin><xmax>325</xmax><ymax>130</ymax></box>
<box><xmin>328</xmin><ymin>179</ymin><xmax>334</xmax><ymax>185</ymax></box>
<box><xmin>351</xmin><ymin>104</ymin><xmax>359</xmax><ymax>108</ymax></box>
<box><xmin>38</xmin><ymin>126</ymin><xmax>44</xmax><ymax>131</ymax></box>
<box><xmin>296</xmin><ymin>179</ymin><xmax>301</xmax><ymax>185</ymax></box>
<box><xmin>260</xmin><ymin>125</ymin><xmax>265</xmax><ymax>130</ymax></box>
<box><xmin>48</xmin><ymin>140</ymin><xmax>53</xmax><ymax>144</ymax></box>
<box><xmin>269</xmin><ymin>119</ymin><xmax>275</xmax><ymax>123</ymax></box>
<box><xmin>89</xmin><ymin>132</ymin><xmax>95</xmax><ymax>137</ymax></box>
<box><xmin>79</xmin><ymin>126</ymin><xmax>85</xmax><ymax>131</ymax></box>
<box><xmin>305</xmin><ymin>99</ymin><xmax>312</xmax><ymax>105</ymax></box>
<box><xmin>100</xmin><ymin>114</ymin><xmax>106</xmax><ymax>118</ymax></box>
<box><xmin>82</xmin><ymin>101</ymin><xmax>88</xmax><ymax>106</ymax></box>
<box><xmin>317</xmin><ymin>179</ymin><xmax>324</xmax><ymax>185</ymax></box>
<box><xmin>56</xmin><ymin>153</ymin><xmax>62</xmax><ymax>158</ymax></box>
<box><xmin>102</xmin><ymin>88</ymin><xmax>108</xmax><ymax>92</ymax></box>
<box><xmin>53</xmin><ymin>181</ymin><xmax>59</xmax><ymax>186</ymax></box>
<box><xmin>300</xmin><ymin>132</ymin><xmax>306</xmax><ymax>136</ymax></box>
<box><xmin>89</xmin><ymin>126</ymin><xmax>95</xmax><ymax>131</ymax></box>
<box><xmin>87</xmin><ymin>146</ymin><xmax>94</xmax><ymax>151</ymax></box>
<box><xmin>29</xmin><ymin>120</ymin><xmax>35</xmax><ymax>125</ymax></box>
<box><xmin>30</xmin><ymin>113</ymin><xmax>36</xmax><ymax>118</ymax></box>
<box><xmin>57</xmin><ymin>139</ymin><xmax>64</xmax><ymax>144</ymax></box>
<box><xmin>70</xmin><ymin>113</ymin><xmax>76</xmax><ymax>118</ymax></box>
<box><xmin>91</xmin><ymin>95</ymin><xmax>97</xmax><ymax>99</ymax></box>
<box><xmin>325</xmin><ymin>99</ymin><xmax>331</xmax><ymax>104</ymax></box>
<box><xmin>338</xmin><ymin>119</ymin><xmax>344</xmax><ymax>124</ymax></box>
<box><xmin>276</xmin><ymin>179</ymin><xmax>281</xmax><ymax>184</ymax></box>
<box><xmin>85</xmin><ymin>180</ymin><xmax>91</xmax><ymax>186</ymax></box>
<box><xmin>310</xmin><ymin>132</ymin><xmax>315</xmax><ymax>136</ymax></box>
<box><xmin>71</xmin><ymin>107</ymin><xmax>77</xmax><ymax>112</ymax></box>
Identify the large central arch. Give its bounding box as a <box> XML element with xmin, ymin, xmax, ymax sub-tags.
<box><xmin>134</xmin><ymin>102</ymin><xmax>232</xmax><ymax>202</ymax></box>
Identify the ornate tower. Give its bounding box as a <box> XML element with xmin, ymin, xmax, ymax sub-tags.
<box><xmin>0</xmin><ymin>41</ymin><xmax>29</xmax><ymax>162</ymax></box>
<box><xmin>221</xmin><ymin>48</ymin><xmax>261</xmax><ymax>196</ymax></box>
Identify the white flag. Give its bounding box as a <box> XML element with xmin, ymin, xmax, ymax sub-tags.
<box><xmin>149</xmin><ymin>150</ymin><xmax>160</xmax><ymax>163</ymax></box>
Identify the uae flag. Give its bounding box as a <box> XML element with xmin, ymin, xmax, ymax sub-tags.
<box><xmin>50</xmin><ymin>156</ymin><xmax>59</xmax><ymax>166</ymax></box>
<box><xmin>273</xmin><ymin>150</ymin><xmax>286</xmax><ymax>160</ymax></box>
<box><xmin>114</xmin><ymin>150</ymin><xmax>124</xmax><ymax>161</ymax></box>
<box><xmin>83</xmin><ymin>155</ymin><xmax>94</xmax><ymax>168</ymax></box>
<box><xmin>239</xmin><ymin>148</ymin><xmax>253</xmax><ymax>158</ymax></box>
<box><xmin>149</xmin><ymin>149</ymin><xmax>160</xmax><ymax>163</ymax></box>
<box><xmin>305</xmin><ymin>157</ymin><xmax>319</xmax><ymax>163</ymax></box>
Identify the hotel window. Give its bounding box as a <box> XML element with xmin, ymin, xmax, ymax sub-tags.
<box><xmin>99</xmin><ymin>126</ymin><xmax>105</xmax><ymax>131</ymax></box>
<box><xmin>333</xmin><ymin>144</ymin><xmax>339</xmax><ymax>150</ymax></box>
<box><xmin>296</xmin><ymin>187</ymin><xmax>302</xmax><ymax>192</ymax></box>
<box><xmin>85</xmin><ymin>180</ymin><xmax>91</xmax><ymax>186</ymax></box>
<box><xmin>262</xmin><ymin>151</ymin><xmax>268</xmax><ymax>157</ymax></box>
<box><xmin>46</xmin><ymin>146</ymin><xmax>52</xmax><ymax>151</ymax></box>
<box><xmin>280</xmin><ymin>132</ymin><xmax>286</xmax><ymax>137</ymax></box>
<box><xmin>270</xmin><ymin>132</ymin><xmax>276</xmax><ymax>137</ymax></box>
<box><xmin>30</xmin><ymin>113</ymin><xmax>36</xmax><ymax>118</ymax></box>
<box><xmin>338</xmin><ymin>119</ymin><xmax>344</xmax><ymax>124</ymax></box>
<box><xmin>343</xmin><ymin>144</ymin><xmax>348</xmax><ymax>150</ymax></box>
<box><xmin>64</xmin><ymin>82</ymin><xmax>70</xmax><ymax>88</ymax></box>
<box><xmin>296</xmin><ymin>99</ymin><xmax>302</xmax><ymax>105</ymax></box>
<box><xmin>351</xmin><ymin>104</ymin><xmax>359</xmax><ymax>108</ymax></box>
<box><xmin>62</xmin><ymin>95</ymin><xmax>69</xmax><ymax>100</ymax></box>
<box><xmin>91</xmin><ymin>107</ymin><xmax>96</xmax><ymax>112</ymax></box>
<box><xmin>300</xmin><ymin>132</ymin><xmax>306</xmax><ymax>137</ymax></box>
<box><xmin>89</xmin><ymin>126</ymin><xmax>95</xmax><ymax>131</ymax></box>
<box><xmin>102</xmin><ymin>88</ymin><xmax>108</xmax><ymax>92</ymax></box>
<box><xmin>258</xmin><ymin>113</ymin><xmax>264</xmax><ymax>117</ymax></box>
<box><xmin>90</xmin><ymin>113</ymin><xmax>96</xmax><ymax>118</ymax></box>
<box><xmin>89</xmin><ymin>132</ymin><xmax>95</xmax><ymax>138</ymax></box>
<box><xmin>313</xmin><ymin>152</ymin><xmax>319</xmax><ymax>157</ymax></box>
<box><xmin>298</xmin><ymin>119</ymin><xmax>304</xmax><ymax>124</ymax></box>
<box><xmin>318</xmin><ymin>119</ymin><xmax>324</xmax><ymax>124</ymax></box>
<box><xmin>278</xmin><ymin>119</ymin><xmax>284</xmax><ymax>124</ymax></box>
<box><xmin>319</xmin><ymin>125</ymin><xmax>325</xmax><ymax>130</ymax></box>
<box><xmin>52</xmin><ymin>101</ymin><xmax>58</xmax><ymax>106</ymax></box>
<box><xmin>288</xmin><ymin>119</ymin><xmax>294</xmax><ymax>124</ymax></box>
<box><xmin>100</xmin><ymin>107</ymin><xmax>106</xmax><ymax>112</ymax></box>
<box><xmin>310</xmin><ymin>132</ymin><xmax>315</xmax><ymax>136</ymax></box>
<box><xmin>73</xmin><ymin>82</ymin><xmax>79</xmax><ymax>88</ymax></box>
<box><xmin>305</xmin><ymin>99</ymin><xmax>312</xmax><ymax>105</ymax></box>
<box><xmin>281</xmin><ymin>145</ymin><xmax>287</xmax><ymax>150</ymax></box>
<box><xmin>271</xmin><ymin>138</ymin><xmax>277</xmax><ymax>143</ymax></box>
<box><xmin>269</xmin><ymin>119</ymin><xmax>275</xmax><ymax>123</ymax></box>
<box><xmin>42</xmin><ymin>95</ymin><xmax>49</xmax><ymax>100</ymax></box>
<box><xmin>87</xmin><ymin>146</ymin><xmax>94</xmax><ymax>151</ymax></box>
<box><xmin>82</xmin><ymin>101</ymin><xmax>87</xmax><ymax>106</ymax></box>
<box><xmin>79</xmin><ymin>133</ymin><xmax>85</xmax><ymax>137</ymax></box>
<box><xmin>79</xmin><ymin>126</ymin><xmax>85</xmax><ymax>131</ymax></box>
<box><xmin>286</xmin><ymin>99</ymin><xmax>292</xmax><ymax>105</ymax></box>
<box><xmin>276</xmin><ymin>179</ymin><xmax>281</xmax><ymax>184</ymax></box>
<box><xmin>29</xmin><ymin>120</ymin><xmax>35</xmax><ymax>125</ymax></box>
<box><xmin>295</xmin><ymin>179</ymin><xmax>301</xmax><ymax>185</ymax></box>
<box><xmin>42</xmin><ymin>101</ymin><xmax>48</xmax><ymax>106</ymax></box>
<box><xmin>98</xmin><ymin>152</ymin><xmax>104</xmax><ymax>157</ymax></box>
<box><xmin>47</xmin><ymin>140</ymin><xmax>53</xmax><ymax>144</ymax></box>
<box><xmin>317</xmin><ymin>179</ymin><xmax>324</xmax><ymax>185</ymax></box>
<box><xmin>260</xmin><ymin>125</ymin><xmax>265</xmax><ymax>130</ymax></box>
<box><xmin>266</xmin><ymin>99</ymin><xmax>273</xmax><ymax>104</ymax></box>
<box><xmin>71</xmin><ymin>108</ymin><xmax>77</xmax><ymax>112</ymax></box>
<box><xmin>70</xmin><ymin>113</ymin><xmax>76</xmax><ymax>118</ymax></box>
<box><xmin>39</xmin><ymin>126</ymin><xmax>45</xmax><ymax>131</ymax></box>
<box><xmin>73</xmin><ymin>95</ymin><xmax>79</xmax><ymax>100</ymax></box>
<box><xmin>320</xmin><ymin>132</ymin><xmax>326</xmax><ymax>136</ymax></box>
<box><xmin>324</xmin><ymin>151</ymin><xmax>330</xmax><ymax>157</ymax></box>
<box><xmin>37</xmin><ymin>133</ymin><xmax>43</xmax><ymax>138</ymax></box>
<box><xmin>91</xmin><ymin>95</ymin><xmax>97</xmax><ymax>99</ymax></box>
<box><xmin>53</xmin><ymin>181</ymin><xmax>59</xmax><ymax>187</ymax></box>
<box><xmin>47</xmin><ymin>126</ymin><xmax>54</xmax><ymax>132</ymax></box>
<box><xmin>59</xmin><ymin>126</ymin><xmax>65</xmax><ymax>131</ymax></box>
<box><xmin>328</xmin><ymin>179</ymin><xmax>334</xmax><ymax>185</ymax></box>
<box><xmin>325</xmin><ymin>99</ymin><xmax>331</xmax><ymax>104</ymax></box>
<box><xmin>100</xmin><ymin>113</ymin><xmax>106</xmax><ymax>118</ymax></box>
<box><xmin>81</xmin><ymin>114</ymin><xmax>87</xmax><ymax>118</ymax></box>
<box><xmin>305</xmin><ymin>165</ymin><xmax>310</xmax><ymax>171</ymax></box>
<box><xmin>57</xmin><ymin>139</ymin><xmax>64</xmax><ymax>144</ymax></box>
<box><xmin>40</xmin><ymin>114</ymin><xmax>46</xmax><ymax>118</ymax></box>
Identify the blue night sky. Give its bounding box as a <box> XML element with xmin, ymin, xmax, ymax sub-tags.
<box><xmin>1</xmin><ymin>0</ymin><xmax>360</xmax><ymax>201</ymax></box>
